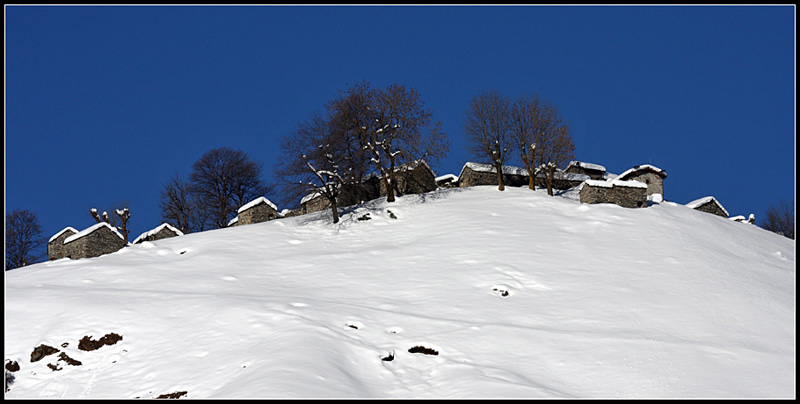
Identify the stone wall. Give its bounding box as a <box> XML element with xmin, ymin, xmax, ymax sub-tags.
<box><xmin>579</xmin><ymin>181</ymin><xmax>648</xmax><ymax>209</ymax></box>
<box><xmin>624</xmin><ymin>171</ymin><xmax>664</xmax><ymax>198</ymax></box>
<box><xmin>693</xmin><ymin>201</ymin><xmax>728</xmax><ymax>218</ymax></box>
<box><xmin>64</xmin><ymin>225</ymin><xmax>126</xmax><ymax>259</ymax></box>
<box><xmin>458</xmin><ymin>167</ymin><xmax>529</xmax><ymax>188</ymax></box>
<box><xmin>238</xmin><ymin>202</ymin><xmax>278</xmax><ymax>225</ymax></box>
<box><xmin>47</xmin><ymin>228</ymin><xmax>77</xmax><ymax>261</ymax></box>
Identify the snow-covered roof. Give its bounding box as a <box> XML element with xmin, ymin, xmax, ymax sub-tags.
<box><xmin>64</xmin><ymin>222</ymin><xmax>124</xmax><ymax>244</ymax></box>
<box><xmin>618</xmin><ymin>164</ymin><xmax>667</xmax><ymax>180</ymax></box>
<box><xmin>49</xmin><ymin>227</ymin><xmax>79</xmax><ymax>243</ymax></box>
<box><xmin>567</xmin><ymin>161</ymin><xmax>606</xmax><ymax>172</ymax></box>
<box><xmin>686</xmin><ymin>196</ymin><xmax>729</xmax><ymax>217</ymax></box>
<box><xmin>132</xmin><ymin>223</ymin><xmax>184</xmax><ymax>244</ymax></box>
<box><xmin>238</xmin><ymin>196</ymin><xmax>278</xmax><ymax>214</ymax></box>
<box><xmin>435</xmin><ymin>174</ymin><xmax>458</xmax><ymax>183</ymax></box>
<box><xmin>459</xmin><ymin>162</ymin><xmax>530</xmax><ymax>178</ymax></box>
<box><xmin>583</xmin><ymin>179</ymin><xmax>648</xmax><ymax>189</ymax></box>
<box><xmin>228</xmin><ymin>216</ymin><xmax>239</xmax><ymax>226</ymax></box>
<box><xmin>301</xmin><ymin>191</ymin><xmax>323</xmax><ymax>205</ymax></box>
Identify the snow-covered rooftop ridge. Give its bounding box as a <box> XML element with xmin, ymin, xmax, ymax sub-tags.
<box><xmin>618</xmin><ymin>164</ymin><xmax>666</xmax><ymax>179</ymax></box>
<box><xmin>435</xmin><ymin>174</ymin><xmax>458</xmax><ymax>182</ymax></box>
<box><xmin>238</xmin><ymin>196</ymin><xmax>278</xmax><ymax>213</ymax></box>
<box><xmin>64</xmin><ymin>222</ymin><xmax>124</xmax><ymax>244</ymax></box>
<box><xmin>132</xmin><ymin>223</ymin><xmax>184</xmax><ymax>244</ymax></box>
<box><xmin>301</xmin><ymin>191</ymin><xmax>323</xmax><ymax>205</ymax></box>
<box><xmin>460</xmin><ymin>162</ymin><xmax>530</xmax><ymax>177</ymax></box>
<box><xmin>228</xmin><ymin>216</ymin><xmax>239</xmax><ymax>226</ymax></box>
<box><xmin>567</xmin><ymin>161</ymin><xmax>606</xmax><ymax>172</ymax></box>
<box><xmin>48</xmin><ymin>227</ymin><xmax>79</xmax><ymax>243</ymax></box>
<box><xmin>583</xmin><ymin>179</ymin><xmax>648</xmax><ymax>189</ymax></box>
<box><xmin>686</xmin><ymin>196</ymin><xmax>729</xmax><ymax>217</ymax></box>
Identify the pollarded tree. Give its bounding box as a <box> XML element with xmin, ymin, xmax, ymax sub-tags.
<box><xmin>761</xmin><ymin>199</ymin><xmax>794</xmax><ymax>239</ymax></box>
<box><xmin>89</xmin><ymin>201</ymin><xmax>132</xmax><ymax>243</ymax></box>
<box><xmin>189</xmin><ymin>147</ymin><xmax>269</xmax><ymax>229</ymax></box>
<box><xmin>276</xmin><ymin>111</ymin><xmax>350</xmax><ymax>224</ymax></box>
<box><xmin>465</xmin><ymin>90</ymin><xmax>512</xmax><ymax>191</ymax></box>
<box><xmin>5</xmin><ymin>209</ymin><xmax>46</xmax><ymax>270</ymax></box>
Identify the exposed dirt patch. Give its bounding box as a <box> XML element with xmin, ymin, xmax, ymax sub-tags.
<box><xmin>78</xmin><ymin>333</ymin><xmax>123</xmax><ymax>351</ymax></box>
<box><xmin>382</xmin><ymin>352</ymin><xmax>395</xmax><ymax>361</ymax></box>
<box><xmin>58</xmin><ymin>352</ymin><xmax>82</xmax><ymax>367</ymax></box>
<box><xmin>357</xmin><ymin>213</ymin><xmax>372</xmax><ymax>221</ymax></box>
<box><xmin>30</xmin><ymin>344</ymin><xmax>60</xmax><ymax>362</ymax></box>
<box><xmin>156</xmin><ymin>391</ymin><xmax>188</xmax><ymax>399</ymax></box>
<box><xmin>408</xmin><ymin>346</ymin><xmax>439</xmax><ymax>355</ymax></box>
<box><xmin>47</xmin><ymin>363</ymin><xmax>62</xmax><ymax>371</ymax></box>
<box><xmin>5</xmin><ymin>361</ymin><xmax>20</xmax><ymax>372</ymax></box>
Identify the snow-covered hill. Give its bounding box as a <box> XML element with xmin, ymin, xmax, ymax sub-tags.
<box><xmin>4</xmin><ymin>186</ymin><xmax>795</xmax><ymax>398</ymax></box>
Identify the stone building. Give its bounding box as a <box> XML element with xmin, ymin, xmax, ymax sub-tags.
<box><xmin>376</xmin><ymin>160</ymin><xmax>438</xmax><ymax>197</ymax></box>
<box><xmin>435</xmin><ymin>174</ymin><xmax>458</xmax><ymax>188</ymax></box>
<box><xmin>60</xmin><ymin>222</ymin><xmax>126</xmax><ymax>260</ymax></box>
<box><xmin>686</xmin><ymin>196</ymin><xmax>729</xmax><ymax>218</ymax></box>
<box><xmin>132</xmin><ymin>223</ymin><xmax>184</xmax><ymax>244</ymax></box>
<box><xmin>579</xmin><ymin>179</ymin><xmax>648</xmax><ymax>208</ymax></box>
<box><xmin>617</xmin><ymin>164</ymin><xmax>667</xmax><ymax>200</ymax></box>
<box><xmin>233</xmin><ymin>197</ymin><xmax>280</xmax><ymax>226</ymax></box>
<box><xmin>565</xmin><ymin>161</ymin><xmax>607</xmax><ymax>180</ymax></box>
<box><xmin>48</xmin><ymin>227</ymin><xmax>78</xmax><ymax>260</ymax></box>
<box><xmin>457</xmin><ymin>162</ymin><xmax>531</xmax><ymax>188</ymax></box>
<box><xmin>296</xmin><ymin>160</ymin><xmax>438</xmax><ymax>216</ymax></box>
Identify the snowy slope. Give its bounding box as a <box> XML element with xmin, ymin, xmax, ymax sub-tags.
<box><xmin>4</xmin><ymin>186</ymin><xmax>795</xmax><ymax>398</ymax></box>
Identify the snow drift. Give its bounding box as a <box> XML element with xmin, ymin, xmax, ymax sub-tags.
<box><xmin>4</xmin><ymin>186</ymin><xmax>795</xmax><ymax>398</ymax></box>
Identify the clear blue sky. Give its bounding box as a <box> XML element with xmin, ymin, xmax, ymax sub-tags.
<box><xmin>5</xmin><ymin>5</ymin><xmax>796</xmax><ymax>261</ymax></box>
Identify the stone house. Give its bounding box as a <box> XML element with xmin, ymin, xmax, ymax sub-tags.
<box><xmin>232</xmin><ymin>196</ymin><xmax>280</xmax><ymax>226</ymax></box>
<box><xmin>565</xmin><ymin>161</ymin><xmax>607</xmax><ymax>180</ymax></box>
<box><xmin>457</xmin><ymin>162</ymin><xmax>531</xmax><ymax>188</ymax></box>
<box><xmin>617</xmin><ymin>164</ymin><xmax>667</xmax><ymax>200</ymax></box>
<box><xmin>458</xmin><ymin>162</ymin><xmax>588</xmax><ymax>190</ymax></box>
<box><xmin>435</xmin><ymin>174</ymin><xmax>458</xmax><ymax>188</ymax></box>
<box><xmin>579</xmin><ymin>179</ymin><xmax>648</xmax><ymax>208</ymax></box>
<box><xmin>132</xmin><ymin>223</ymin><xmax>184</xmax><ymax>244</ymax></box>
<box><xmin>375</xmin><ymin>160</ymin><xmax>438</xmax><ymax>197</ymax></box>
<box><xmin>296</xmin><ymin>160</ymin><xmax>438</xmax><ymax>216</ymax></box>
<box><xmin>60</xmin><ymin>222</ymin><xmax>126</xmax><ymax>260</ymax></box>
<box><xmin>48</xmin><ymin>227</ymin><xmax>78</xmax><ymax>260</ymax></box>
<box><xmin>686</xmin><ymin>196</ymin><xmax>729</xmax><ymax>218</ymax></box>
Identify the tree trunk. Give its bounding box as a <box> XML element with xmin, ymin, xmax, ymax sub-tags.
<box><xmin>329</xmin><ymin>197</ymin><xmax>340</xmax><ymax>224</ymax></box>
<box><xmin>383</xmin><ymin>172</ymin><xmax>396</xmax><ymax>202</ymax></box>
<box><xmin>495</xmin><ymin>163</ymin><xmax>505</xmax><ymax>191</ymax></box>
<box><xmin>547</xmin><ymin>165</ymin><xmax>555</xmax><ymax>196</ymax></box>
<box><xmin>527</xmin><ymin>161</ymin><xmax>535</xmax><ymax>190</ymax></box>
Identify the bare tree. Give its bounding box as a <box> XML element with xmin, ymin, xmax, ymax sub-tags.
<box><xmin>761</xmin><ymin>199</ymin><xmax>794</xmax><ymax>239</ymax></box>
<box><xmin>509</xmin><ymin>94</ymin><xmax>540</xmax><ymax>190</ymax></box>
<box><xmin>465</xmin><ymin>90</ymin><xmax>512</xmax><ymax>191</ymax></box>
<box><xmin>276</xmin><ymin>112</ymin><xmax>349</xmax><ymax>224</ymax></box>
<box><xmin>159</xmin><ymin>174</ymin><xmax>203</xmax><ymax>233</ymax></box>
<box><xmin>190</xmin><ymin>147</ymin><xmax>269</xmax><ymax>229</ymax></box>
<box><xmin>5</xmin><ymin>209</ymin><xmax>45</xmax><ymax>270</ymax></box>
<box><xmin>326</xmin><ymin>81</ymin><xmax>376</xmax><ymax>205</ymax></box>
<box><xmin>531</xmin><ymin>100</ymin><xmax>574</xmax><ymax>196</ymax></box>
<box><xmin>328</xmin><ymin>82</ymin><xmax>448</xmax><ymax>203</ymax></box>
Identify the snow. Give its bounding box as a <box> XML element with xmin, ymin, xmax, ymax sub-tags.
<box><xmin>237</xmin><ymin>196</ymin><xmax>278</xmax><ymax>214</ymax></box>
<box><xmin>300</xmin><ymin>191</ymin><xmax>323</xmax><ymax>205</ymax></box>
<box><xmin>48</xmin><ymin>227</ymin><xmax>79</xmax><ymax>243</ymax></box>
<box><xmin>686</xmin><ymin>196</ymin><xmax>729</xmax><ymax>217</ymax></box>
<box><xmin>567</xmin><ymin>161</ymin><xmax>606</xmax><ymax>172</ymax></box>
<box><xmin>132</xmin><ymin>223</ymin><xmax>185</xmax><ymax>244</ymax></box>
<box><xmin>63</xmin><ymin>222</ymin><xmax>124</xmax><ymax>244</ymax></box>
<box><xmin>618</xmin><ymin>164</ymin><xmax>666</xmax><ymax>179</ymax></box>
<box><xmin>435</xmin><ymin>174</ymin><xmax>458</xmax><ymax>183</ymax></box>
<box><xmin>4</xmin><ymin>186</ymin><xmax>795</xmax><ymax>399</ymax></box>
<box><xmin>460</xmin><ymin>162</ymin><xmax>529</xmax><ymax>177</ymax></box>
<box><xmin>583</xmin><ymin>179</ymin><xmax>648</xmax><ymax>189</ymax></box>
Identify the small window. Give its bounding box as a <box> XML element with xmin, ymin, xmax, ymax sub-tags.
<box><xmin>645</xmin><ymin>179</ymin><xmax>650</xmax><ymax>184</ymax></box>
